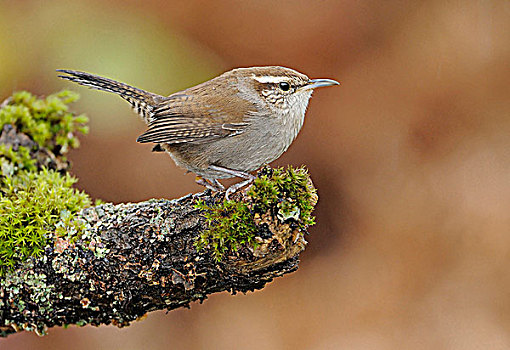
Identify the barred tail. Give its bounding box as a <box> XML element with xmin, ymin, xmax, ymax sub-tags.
<box><xmin>57</xmin><ymin>69</ymin><xmax>161</xmax><ymax>123</ymax></box>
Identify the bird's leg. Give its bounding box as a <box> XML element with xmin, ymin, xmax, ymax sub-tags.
<box><xmin>195</xmin><ymin>176</ymin><xmax>224</xmax><ymax>192</ymax></box>
<box><xmin>212</xmin><ymin>179</ymin><xmax>225</xmax><ymax>191</ymax></box>
<box><xmin>225</xmin><ymin>178</ymin><xmax>255</xmax><ymax>199</ymax></box>
<box><xmin>0</xmin><ymin>96</ymin><xmax>12</xmax><ymax>109</ymax></box>
<box><xmin>208</xmin><ymin>165</ymin><xmax>254</xmax><ymax>180</ymax></box>
<box><xmin>208</xmin><ymin>165</ymin><xmax>256</xmax><ymax>199</ymax></box>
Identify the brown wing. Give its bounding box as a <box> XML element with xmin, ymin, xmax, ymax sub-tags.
<box><xmin>136</xmin><ymin>89</ymin><xmax>253</xmax><ymax>144</ymax></box>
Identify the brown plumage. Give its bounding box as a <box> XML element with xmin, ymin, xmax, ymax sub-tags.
<box><xmin>57</xmin><ymin>67</ymin><xmax>339</xmax><ymax>195</ymax></box>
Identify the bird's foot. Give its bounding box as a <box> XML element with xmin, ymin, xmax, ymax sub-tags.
<box><xmin>225</xmin><ymin>176</ymin><xmax>255</xmax><ymax>200</ymax></box>
<box><xmin>195</xmin><ymin>176</ymin><xmax>225</xmax><ymax>192</ymax></box>
<box><xmin>207</xmin><ymin>165</ymin><xmax>256</xmax><ymax>199</ymax></box>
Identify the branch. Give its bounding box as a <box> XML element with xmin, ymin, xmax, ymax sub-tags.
<box><xmin>0</xmin><ymin>92</ymin><xmax>316</xmax><ymax>337</ymax></box>
<box><xmin>1</xmin><ymin>192</ymin><xmax>307</xmax><ymax>336</ymax></box>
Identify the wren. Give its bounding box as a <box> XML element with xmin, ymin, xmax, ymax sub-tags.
<box><xmin>57</xmin><ymin>67</ymin><xmax>339</xmax><ymax>197</ymax></box>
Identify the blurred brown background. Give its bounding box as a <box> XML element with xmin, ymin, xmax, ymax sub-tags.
<box><xmin>1</xmin><ymin>0</ymin><xmax>510</xmax><ymax>349</ymax></box>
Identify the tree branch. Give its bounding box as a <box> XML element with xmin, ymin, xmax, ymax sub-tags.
<box><xmin>0</xmin><ymin>93</ymin><xmax>316</xmax><ymax>337</ymax></box>
<box><xmin>1</xmin><ymin>192</ymin><xmax>306</xmax><ymax>337</ymax></box>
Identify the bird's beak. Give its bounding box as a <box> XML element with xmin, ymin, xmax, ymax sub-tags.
<box><xmin>300</xmin><ymin>78</ymin><xmax>340</xmax><ymax>91</ymax></box>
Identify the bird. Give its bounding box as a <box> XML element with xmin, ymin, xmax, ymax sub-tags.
<box><xmin>57</xmin><ymin>66</ymin><xmax>339</xmax><ymax>197</ymax></box>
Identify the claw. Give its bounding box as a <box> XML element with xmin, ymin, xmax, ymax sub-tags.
<box><xmin>225</xmin><ymin>178</ymin><xmax>255</xmax><ymax>200</ymax></box>
<box><xmin>195</xmin><ymin>176</ymin><xmax>224</xmax><ymax>192</ymax></box>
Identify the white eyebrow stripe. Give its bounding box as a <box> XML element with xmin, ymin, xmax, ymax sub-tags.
<box><xmin>252</xmin><ymin>75</ymin><xmax>289</xmax><ymax>84</ymax></box>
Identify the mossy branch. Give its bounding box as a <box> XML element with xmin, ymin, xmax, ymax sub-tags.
<box><xmin>0</xmin><ymin>92</ymin><xmax>317</xmax><ymax>337</ymax></box>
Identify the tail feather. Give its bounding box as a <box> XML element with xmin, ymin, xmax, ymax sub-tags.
<box><xmin>57</xmin><ymin>69</ymin><xmax>161</xmax><ymax>123</ymax></box>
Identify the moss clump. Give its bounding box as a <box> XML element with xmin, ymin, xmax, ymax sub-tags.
<box><xmin>0</xmin><ymin>90</ymin><xmax>89</xmax><ymax>154</ymax></box>
<box><xmin>0</xmin><ymin>169</ymin><xmax>91</xmax><ymax>272</ymax></box>
<box><xmin>0</xmin><ymin>91</ymin><xmax>91</xmax><ymax>275</ymax></box>
<box><xmin>195</xmin><ymin>199</ymin><xmax>259</xmax><ymax>261</ymax></box>
<box><xmin>248</xmin><ymin>166</ymin><xmax>317</xmax><ymax>227</ymax></box>
<box><xmin>0</xmin><ymin>144</ymin><xmax>36</xmax><ymax>177</ymax></box>
<box><xmin>195</xmin><ymin>166</ymin><xmax>317</xmax><ymax>261</ymax></box>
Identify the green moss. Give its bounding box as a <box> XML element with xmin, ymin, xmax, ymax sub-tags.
<box><xmin>0</xmin><ymin>144</ymin><xmax>36</xmax><ymax>177</ymax></box>
<box><xmin>195</xmin><ymin>166</ymin><xmax>317</xmax><ymax>261</ymax></box>
<box><xmin>0</xmin><ymin>168</ymin><xmax>91</xmax><ymax>275</ymax></box>
<box><xmin>248</xmin><ymin>166</ymin><xmax>317</xmax><ymax>227</ymax></box>
<box><xmin>0</xmin><ymin>91</ymin><xmax>91</xmax><ymax>275</ymax></box>
<box><xmin>0</xmin><ymin>90</ymin><xmax>89</xmax><ymax>154</ymax></box>
<box><xmin>195</xmin><ymin>199</ymin><xmax>259</xmax><ymax>261</ymax></box>
<box><xmin>0</xmin><ymin>170</ymin><xmax>58</xmax><ymax>261</ymax></box>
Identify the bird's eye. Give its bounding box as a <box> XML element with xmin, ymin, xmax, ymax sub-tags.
<box><xmin>278</xmin><ymin>82</ymin><xmax>290</xmax><ymax>91</ymax></box>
